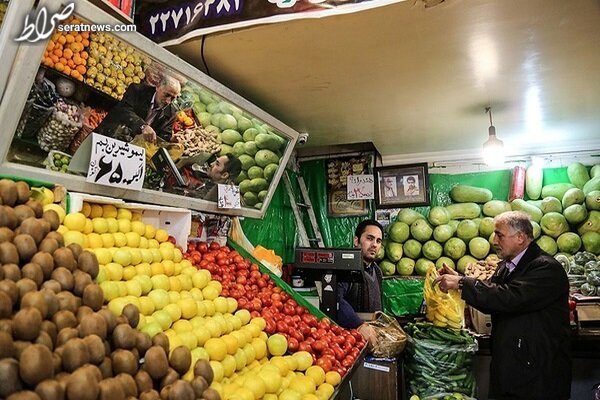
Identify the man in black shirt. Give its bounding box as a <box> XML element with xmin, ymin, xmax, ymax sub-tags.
<box><xmin>337</xmin><ymin>219</ymin><xmax>384</xmax><ymax>344</ymax></box>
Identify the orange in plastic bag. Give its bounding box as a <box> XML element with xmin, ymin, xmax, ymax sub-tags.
<box><xmin>424</xmin><ymin>267</ymin><xmax>465</xmax><ymax>329</ymax></box>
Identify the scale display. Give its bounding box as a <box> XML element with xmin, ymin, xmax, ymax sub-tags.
<box><xmin>295</xmin><ymin>247</ymin><xmax>362</xmax><ymax>271</ymax></box>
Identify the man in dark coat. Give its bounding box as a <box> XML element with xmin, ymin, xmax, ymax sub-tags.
<box><xmin>95</xmin><ymin>76</ymin><xmax>181</xmax><ymax>142</ymax></box>
<box><xmin>337</xmin><ymin>219</ymin><xmax>384</xmax><ymax>345</ymax></box>
<box><xmin>435</xmin><ymin>211</ymin><xmax>571</xmax><ymax>400</ymax></box>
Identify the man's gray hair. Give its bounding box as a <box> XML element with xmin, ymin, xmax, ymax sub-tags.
<box><xmin>494</xmin><ymin>211</ymin><xmax>534</xmax><ymax>240</ymax></box>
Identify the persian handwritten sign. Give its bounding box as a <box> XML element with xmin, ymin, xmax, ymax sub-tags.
<box><xmin>87</xmin><ymin>133</ymin><xmax>146</xmax><ymax>190</ymax></box>
<box><xmin>347</xmin><ymin>174</ymin><xmax>374</xmax><ymax>200</ymax></box>
<box><xmin>217</xmin><ymin>184</ymin><xmax>241</xmax><ymax>209</ymax></box>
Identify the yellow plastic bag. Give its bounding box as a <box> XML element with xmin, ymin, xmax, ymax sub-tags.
<box><xmin>423</xmin><ymin>267</ymin><xmax>466</xmax><ymax>329</ymax></box>
<box><xmin>130</xmin><ymin>134</ymin><xmax>184</xmax><ymax>169</ymax></box>
<box><xmin>252</xmin><ymin>245</ymin><xmax>283</xmax><ymax>277</ymax></box>
<box><xmin>366</xmin><ymin>311</ymin><xmax>407</xmax><ymax>357</ymax></box>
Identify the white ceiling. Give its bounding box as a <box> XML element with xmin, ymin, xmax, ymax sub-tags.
<box><xmin>169</xmin><ymin>0</ymin><xmax>600</xmax><ymax>164</ymax></box>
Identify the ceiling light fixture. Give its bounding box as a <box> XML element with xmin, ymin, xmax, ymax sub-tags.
<box><xmin>482</xmin><ymin>106</ymin><xmax>505</xmax><ymax>166</ymax></box>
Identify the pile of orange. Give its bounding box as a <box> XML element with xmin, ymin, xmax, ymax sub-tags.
<box><xmin>41</xmin><ymin>17</ymin><xmax>90</xmax><ymax>81</ymax></box>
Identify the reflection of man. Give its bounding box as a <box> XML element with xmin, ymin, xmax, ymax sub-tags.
<box><xmin>404</xmin><ymin>176</ymin><xmax>419</xmax><ymax>196</ymax></box>
<box><xmin>383</xmin><ymin>177</ymin><xmax>397</xmax><ymax>198</ymax></box>
<box><xmin>95</xmin><ymin>76</ymin><xmax>181</xmax><ymax>143</ymax></box>
<box><xmin>195</xmin><ymin>154</ymin><xmax>242</xmax><ymax>202</ymax></box>
<box><xmin>337</xmin><ymin>220</ymin><xmax>384</xmax><ymax>347</ymax></box>
<box><xmin>435</xmin><ymin>211</ymin><xmax>571</xmax><ymax>400</ymax></box>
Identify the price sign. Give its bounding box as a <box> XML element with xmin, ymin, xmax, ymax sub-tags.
<box><xmin>217</xmin><ymin>184</ymin><xmax>241</xmax><ymax>209</ymax></box>
<box><xmin>347</xmin><ymin>174</ymin><xmax>374</xmax><ymax>200</ymax></box>
<box><xmin>86</xmin><ymin>133</ymin><xmax>146</xmax><ymax>191</ymax></box>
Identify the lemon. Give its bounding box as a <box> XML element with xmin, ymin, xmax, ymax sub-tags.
<box><xmin>102</xmin><ymin>204</ymin><xmax>118</xmax><ymax>218</ymax></box>
<box><xmin>87</xmin><ymin>233</ymin><xmax>103</xmax><ymax>249</ymax></box>
<box><xmin>64</xmin><ymin>212</ymin><xmax>86</xmax><ymax>232</ymax></box>
<box><xmin>43</xmin><ymin>204</ymin><xmax>66</xmax><ymax>223</ymax></box>
<box><xmin>81</xmin><ymin>202</ymin><xmax>92</xmax><ymax>217</ymax></box>
<box><xmin>83</xmin><ymin>218</ymin><xmax>94</xmax><ymax>234</ymax></box>
<box><xmin>89</xmin><ymin>204</ymin><xmax>103</xmax><ymax>218</ymax></box>
<box><xmin>92</xmin><ymin>217</ymin><xmax>109</xmax><ymax>234</ymax></box>
<box><xmin>131</xmin><ymin>211</ymin><xmax>143</xmax><ymax>221</ymax></box>
<box><xmin>155</xmin><ymin>228</ymin><xmax>169</xmax><ymax>243</ymax></box>
<box><xmin>106</xmin><ymin>217</ymin><xmax>119</xmax><ymax>233</ymax></box>
<box><xmin>62</xmin><ymin>230</ymin><xmax>85</xmax><ymax>247</ymax></box>
<box><xmin>94</xmin><ymin>248</ymin><xmax>112</xmax><ymax>265</ymax></box>
<box><xmin>144</xmin><ymin>224</ymin><xmax>156</xmax><ymax>239</ymax></box>
<box><xmin>131</xmin><ymin>221</ymin><xmax>146</xmax><ymax>236</ymax></box>
<box><xmin>117</xmin><ymin>218</ymin><xmax>131</xmax><ymax>233</ymax></box>
<box><xmin>205</xmin><ymin>338</ymin><xmax>228</xmax><ymax>361</ymax></box>
<box><xmin>100</xmin><ymin>233</ymin><xmax>115</xmax><ymax>248</ymax></box>
<box><xmin>117</xmin><ymin>208</ymin><xmax>132</xmax><ymax>220</ymax></box>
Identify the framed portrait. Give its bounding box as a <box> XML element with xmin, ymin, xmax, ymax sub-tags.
<box><xmin>375</xmin><ymin>162</ymin><xmax>430</xmax><ymax>208</ymax></box>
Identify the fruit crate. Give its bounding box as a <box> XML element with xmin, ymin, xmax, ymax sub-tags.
<box><xmin>67</xmin><ymin>191</ymin><xmax>191</xmax><ymax>246</ymax></box>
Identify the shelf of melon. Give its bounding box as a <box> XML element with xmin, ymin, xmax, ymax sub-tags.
<box><xmin>53</xmin><ymin>194</ymin><xmax>342</xmax><ymax>399</ymax></box>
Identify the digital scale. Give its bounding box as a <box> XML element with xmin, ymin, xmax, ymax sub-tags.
<box><xmin>295</xmin><ymin>247</ymin><xmax>363</xmax><ymax>320</ymax></box>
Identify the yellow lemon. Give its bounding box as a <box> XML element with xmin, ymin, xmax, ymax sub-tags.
<box><xmin>81</xmin><ymin>202</ymin><xmax>91</xmax><ymax>217</ymax></box>
<box><xmin>155</xmin><ymin>228</ymin><xmax>169</xmax><ymax>243</ymax></box>
<box><xmin>144</xmin><ymin>224</ymin><xmax>156</xmax><ymax>239</ymax></box>
<box><xmin>89</xmin><ymin>204</ymin><xmax>103</xmax><ymax>218</ymax></box>
<box><xmin>100</xmin><ymin>233</ymin><xmax>115</xmax><ymax>248</ymax></box>
<box><xmin>125</xmin><ymin>231</ymin><xmax>141</xmax><ymax>248</ymax></box>
<box><xmin>43</xmin><ymin>204</ymin><xmax>66</xmax><ymax>223</ymax></box>
<box><xmin>62</xmin><ymin>230</ymin><xmax>85</xmax><ymax>247</ymax></box>
<box><xmin>131</xmin><ymin>211</ymin><xmax>142</xmax><ymax>221</ymax></box>
<box><xmin>117</xmin><ymin>218</ymin><xmax>131</xmax><ymax>233</ymax></box>
<box><xmin>131</xmin><ymin>220</ymin><xmax>146</xmax><ymax>236</ymax></box>
<box><xmin>64</xmin><ymin>212</ymin><xmax>86</xmax><ymax>232</ymax></box>
<box><xmin>83</xmin><ymin>218</ymin><xmax>94</xmax><ymax>234</ymax></box>
<box><xmin>87</xmin><ymin>233</ymin><xmax>103</xmax><ymax>249</ymax></box>
<box><xmin>102</xmin><ymin>204</ymin><xmax>118</xmax><ymax>218</ymax></box>
<box><xmin>106</xmin><ymin>217</ymin><xmax>118</xmax><ymax>233</ymax></box>
<box><xmin>92</xmin><ymin>217</ymin><xmax>109</xmax><ymax>234</ymax></box>
<box><xmin>113</xmin><ymin>232</ymin><xmax>127</xmax><ymax>247</ymax></box>
<box><xmin>117</xmin><ymin>207</ymin><xmax>132</xmax><ymax>220</ymax></box>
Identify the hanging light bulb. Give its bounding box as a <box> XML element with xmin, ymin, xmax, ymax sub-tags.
<box><xmin>482</xmin><ymin>106</ymin><xmax>505</xmax><ymax>166</ymax></box>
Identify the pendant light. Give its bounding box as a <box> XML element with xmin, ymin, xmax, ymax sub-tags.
<box><xmin>482</xmin><ymin>106</ymin><xmax>505</xmax><ymax>166</ymax></box>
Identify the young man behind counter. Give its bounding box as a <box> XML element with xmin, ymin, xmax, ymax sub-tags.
<box><xmin>337</xmin><ymin>219</ymin><xmax>384</xmax><ymax>344</ymax></box>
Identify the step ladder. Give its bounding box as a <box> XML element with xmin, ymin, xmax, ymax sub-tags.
<box><xmin>283</xmin><ymin>171</ymin><xmax>324</xmax><ymax>248</ymax></box>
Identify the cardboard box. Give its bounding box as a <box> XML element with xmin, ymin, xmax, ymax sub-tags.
<box><xmin>68</xmin><ymin>192</ymin><xmax>191</xmax><ymax>247</ymax></box>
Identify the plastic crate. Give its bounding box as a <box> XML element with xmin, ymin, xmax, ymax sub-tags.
<box><xmin>67</xmin><ymin>192</ymin><xmax>191</xmax><ymax>247</ymax></box>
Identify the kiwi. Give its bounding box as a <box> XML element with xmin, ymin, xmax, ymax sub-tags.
<box><xmin>14</xmin><ymin>205</ymin><xmax>35</xmax><ymax>225</ymax></box>
<box><xmin>20</xmin><ymin>290</ymin><xmax>48</xmax><ymax>318</ymax></box>
<box><xmin>82</xmin><ymin>284</ymin><xmax>103</xmax><ymax>312</ymax></box>
<box><xmin>152</xmin><ymin>333</ymin><xmax>170</xmax><ymax>355</ymax></box>
<box><xmin>38</xmin><ymin>238</ymin><xmax>59</xmax><ymax>255</ymax></box>
<box><xmin>62</xmin><ymin>338</ymin><xmax>90</xmax><ymax>372</ymax></box>
<box><xmin>111</xmin><ymin>349</ymin><xmax>138</xmax><ymax>376</ymax></box>
<box><xmin>97</xmin><ymin>309</ymin><xmax>117</xmax><ymax>334</ymax></box>
<box><xmin>18</xmin><ymin>217</ymin><xmax>44</xmax><ymax>245</ymax></box>
<box><xmin>115</xmin><ymin>373</ymin><xmax>138</xmax><ymax>398</ymax></box>
<box><xmin>98</xmin><ymin>357</ymin><xmax>113</xmax><ymax>379</ymax></box>
<box><xmin>193</xmin><ymin>359</ymin><xmax>214</xmax><ymax>385</ymax></box>
<box><xmin>42</xmin><ymin>210</ymin><xmax>60</xmax><ymax>231</ymax></box>
<box><xmin>0</xmin><ymin>358</ymin><xmax>23</xmax><ymax>398</ymax></box>
<box><xmin>191</xmin><ymin>376</ymin><xmax>208</xmax><ymax>398</ymax></box>
<box><xmin>40</xmin><ymin>320</ymin><xmax>58</xmax><ymax>344</ymax></box>
<box><xmin>135</xmin><ymin>331</ymin><xmax>152</xmax><ymax>357</ymax></box>
<box><xmin>35</xmin><ymin>330</ymin><xmax>54</xmax><ymax>351</ymax></box>
<box><xmin>44</xmin><ymin>232</ymin><xmax>64</xmax><ymax>247</ymax></box>
<box><xmin>40</xmin><ymin>289</ymin><xmax>59</xmax><ymax>318</ymax></box>
<box><xmin>115</xmin><ymin>315</ymin><xmax>129</xmax><ymax>326</ymax></box>
<box><xmin>13</xmin><ymin>234</ymin><xmax>37</xmax><ymax>263</ymax></box>
<box><xmin>51</xmin><ymin>268</ymin><xmax>74</xmax><ymax>292</ymax></box>
<box><xmin>82</xmin><ymin>334</ymin><xmax>105</xmax><ymax>365</ymax></box>
<box><xmin>98</xmin><ymin>378</ymin><xmax>126</xmax><ymax>400</ymax></box>
<box><xmin>168</xmin><ymin>380</ymin><xmax>194</xmax><ymax>400</ymax></box>
<box><xmin>0</xmin><ymin>330</ymin><xmax>15</xmax><ymax>359</ymax></box>
<box><xmin>122</xmin><ymin>304</ymin><xmax>139</xmax><ymax>329</ymax></box>
<box><xmin>51</xmin><ymin>352</ymin><xmax>61</xmax><ymax>375</ymax></box>
<box><xmin>6</xmin><ymin>391</ymin><xmax>41</xmax><ymax>400</ymax></box>
<box><xmin>0</xmin><ymin>206</ymin><xmax>18</xmax><ymax>230</ymax></box>
<box><xmin>66</xmin><ymin>244</ymin><xmax>83</xmax><ymax>261</ymax></box>
<box><xmin>53</xmin><ymin>310</ymin><xmax>77</xmax><ymax>331</ymax></box>
<box><xmin>41</xmin><ymin>279</ymin><xmax>61</xmax><ymax>294</ymax></box>
<box><xmin>32</xmin><ymin>252</ymin><xmax>55</xmax><ymax>280</ymax></box>
<box><xmin>0</xmin><ymin>226</ymin><xmax>16</xmax><ymax>242</ymax></box>
<box><xmin>77</xmin><ymin>252</ymin><xmax>99</xmax><ymax>279</ymax></box>
<box><xmin>55</xmin><ymin>291</ymin><xmax>78</xmax><ymax>314</ymax></box>
<box><xmin>56</xmin><ymin>327</ymin><xmax>79</xmax><ymax>347</ymax></box>
<box><xmin>14</xmin><ymin>181</ymin><xmax>31</xmax><ymax>204</ymax></box>
<box><xmin>0</xmin><ymin>279</ymin><xmax>19</xmax><ymax>304</ymax></box>
<box><xmin>13</xmin><ymin>340</ymin><xmax>30</xmax><ymax>359</ymax></box>
<box><xmin>19</xmin><ymin>344</ymin><xmax>54</xmax><ymax>386</ymax></box>
<box><xmin>0</xmin><ymin>239</ymin><xmax>19</xmax><ymax>264</ymax></box>
<box><xmin>112</xmin><ymin>323</ymin><xmax>136</xmax><ymax>349</ymax></box>
<box><xmin>0</xmin><ymin>267</ymin><xmax>3</xmax><ymax>280</ymax></box>
<box><xmin>201</xmin><ymin>388</ymin><xmax>221</xmax><ymax>400</ymax></box>
<box><xmin>26</xmin><ymin>200</ymin><xmax>43</xmax><ymax>218</ymax></box>
<box><xmin>66</xmin><ymin>367</ymin><xmax>99</xmax><ymax>400</ymax></box>
<box><xmin>79</xmin><ymin>313</ymin><xmax>108</xmax><ymax>339</ymax></box>
<box><xmin>76</xmin><ymin>306</ymin><xmax>94</xmax><ymax>324</ymax></box>
<box><xmin>35</xmin><ymin>379</ymin><xmax>65</xmax><ymax>400</ymax></box>
<box><xmin>16</xmin><ymin>278</ymin><xmax>37</xmax><ymax>300</ymax></box>
<box><xmin>72</xmin><ymin>270</ymin><xmax>92</xmax><ymax>297</ymax></box>
<box><xmin>143</xmin><ymin>346</ymin><xmax>169</xmax><ymax>380</ymax></box>
<box><xmin>159</xmin><ymin>385</ymin><xmax>171</xmax><ymax>400</ymax></box>
<box><xmin>4</xmin><ymin>263</ymin><xmax>22</xmax><ymax>281</ymax></box>
<box><xmin>139</xmin><ymin>390</ymin><xmax>160</xmax><ymax>400</ymax></box>
<box><xmin>134</xmin><ymin>370</ymin><xmax>153</xmax><ymax>394</ymax></box>
<box><xmin>169</xmin><ymin>346</ymin><xmax>191</xmax><ymax>376</ymax></box>
<box><xmin>53</xmin><ymin>248</ymin><xmax>76</xmax><ymax>272</ymax></box>
<box><xmin>0</xmin><ymin>179</ymin><xmax>18</xmax><ymax>206</ymax></box>
<box><xmin>159</xmin><ymin>368</ymin><xmax>179</xmax><ymax>389</ymax></box>
<box><xmin>0</xmin><ymin>318</ymin><xmax>14</xmax><ymax>335</ymax></box>
<box><xmin>13</xmin><ymin>307</ymin><xmax>42</xmax><ymax>341</ymax></box>
<box><xmin>21</xmin><ymin>263</ymin><xmax>44</xmax><ymax>288</ymax></box>
<box><xmin>0</xmin><ymin>291</ymin><xmax>13</xmax><ymax>318</ymax></box>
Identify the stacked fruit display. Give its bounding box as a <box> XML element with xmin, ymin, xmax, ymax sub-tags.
<box><xmin>182</xmin><ymin>85</ymin><xmax>287</xmax><ymax>209</ymax></box>
<box><xmin>85</xmin><ymin>32</ymin><xmax>148</xmax><ymax>100</ymax></box>
<box><xmin>172</xmin><ymin>110</ymin><xmax>221</xmax><ymax>157</ymax></box>
<box><xmin>42</xmin><ymin>17</ymin><xmax>90</xmax><ymax>81</ymax></box>
<box><xmin>557</xmin><ymin>251</ymin><xmax>600</xmax><ymax>296</ymax></box>
<box><xmin>0</xmin><ymin>178</ymin><xmax>173</xmax><ymax>400</ymax></box>
<box><xmin>185</xmin><ymin>241</ymin><xmax>366</xmax><ymax>379</ymax></box>
<box><xmin>379</xmin><ymin>162</ymin><xmax>600</xmax><ymax>278</ymax></box>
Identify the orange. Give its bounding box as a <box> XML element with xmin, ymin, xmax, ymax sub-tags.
<box><xmin>57</xmin><ymin>36</ymin><xmax>66</xmax><ymax>45</ymax></box>
<box><xmin>47</xmin><ymin>41</ymin><xmax>55</xmax><ymax>51</ymax></box>
<box><xmin>80</xmin><ymin>51</ymin><xmax>88</xmax><ymax>60</ymax></box>
<box><xmin>76</xmin><ymin>65</ymin><xmax>86</xmax><ymax>74</ymax></box>
<box><xmin>67</xmin><ymin>59</ymin><xmax>75</xmax><ymax>68</ymax></box>
<box><xmin>53</xmin><ymin>48</ymin><xmax>62</xmax><ymax>57</ymax></box>
<box><xmin>73</xmin><ymin>56</ymin><xmax>82</xmax><ymax>65</ymax></box>
<box><xmin>82</xmin><ymin>39</ymin><xmax>90</xmax><ymax>47</ymax></box>
<box><xmin>65</xmin><ymin>34</ymin><xmax>75</xmax><ymax>44</ymax></box>
<box><xmin>63</xmin><ymin>66</ymin><xmax>71</xmax><ymax>75</ymax></box>
<box><xmin>54</xmin><ymin>62</ymin><xmax>65</xmax><ymax>72</ymax></box>
<box><xmin>51</xmin><ymin>55</ymin><xmax>59</xmax><ymax>63</ymax></box>
<box><xmin>63</xmin><ymin>48</ymin><xmax>73</xmax><ymax>59</ymax></box>
<box><xmin>75</xmin><ymin>34</ymin><xmax>83</xmax><ymax>43</ymax></box>
<box><xmin>71</xmin><ymin>70</ymin><xmax>80</xmax><ymax>79</ymax></box>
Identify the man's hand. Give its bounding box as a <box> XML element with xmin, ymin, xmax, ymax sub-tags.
<box><xmin>141</xmin><ymin>124</ymin><xmax>157</xmax><ymax>143</ymax></box>
<box><xmin>358</xmin><ymin>323</ymin><xmax>377</xmax><ymax>346</ymax></box>
<box><xmin>433</xmin><ymin>263</ymin><xmax>461</xmax><ymax>293</ymax></box>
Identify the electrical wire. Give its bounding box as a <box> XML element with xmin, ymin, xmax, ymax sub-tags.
<box><xmin>201</xmin><ymin>35</ymin><xmax>211</xmax><ymax>77</ymax></box>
